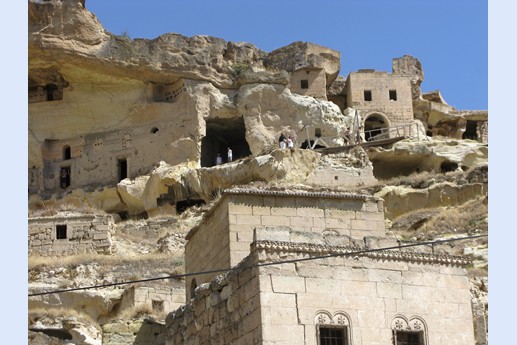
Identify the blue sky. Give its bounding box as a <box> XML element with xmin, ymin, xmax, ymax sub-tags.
<box><xmin>87</xmin><ymin>0</ymin><xmax>487</xmax><ymax>110</ymax></box>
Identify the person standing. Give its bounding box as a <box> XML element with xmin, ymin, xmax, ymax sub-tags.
<box><xmin>287</xmin><ymin>136</ymin><xmax>294</xmax><ymax>148</ymax></box>
<box><xmin>216</xmin><ymin>153</ymin><xmax>222</xmax><ymax>165</ymax></box>
<box><xmin>227</xmin><ymin>147</ymin><xmax>233</xmax><ymax>162</ymax></box>
<box><xmin>279</xmin><ymin>133</ymin><xmax>287</xmax><ymax>149</ymax></box>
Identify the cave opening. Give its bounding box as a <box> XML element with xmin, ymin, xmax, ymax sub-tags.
<box><xmin>364</xmin><ymin>113</ymin><xmax>389</xmax><ymax>141</ymax></box>
<box><xmin>201</xmin><ymin>117</ymin><xmax>251</xmax><ymax>167</ymax></box>
<box><xmin>462</xmin><ymin>120</ymin><xmax>478</xmax><ymax>141</ymax></box>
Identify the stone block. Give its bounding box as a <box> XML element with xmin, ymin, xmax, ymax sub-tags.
<box><xmin>270</xmin><ymin>307</ymin><xmax>298</xmax><ymax>325</ymax></box>
<box><xmin>324</xmin><ymin>217</ymin><xmax>350</xmax><ymax>229</ymax></box>
<box><xmin>289</xmin><ymin>216</ymin><xmax>314</xmax><ymax>227</ymax></box>
<box><xmin>271</xmin><ymin>207</ymin><xmax>297</xmax><ymax>216</ymax></box>
<box><xmin>93</xmin><ymin>232</ymin><xmax>109</xmax><ymax>240</ymax></box>
<box><xmin>262</xmin><ymin>324</ymin><xmax>305</xmax><ymax>342</ymax></box>
<box><xmin>367</xmin><ymin>269</ymin><xmax>402</xmax><ymax>283</ymax></box>
<box><xmin>341</xmin><ymin>280</ymin><xmax>376</xmax><ymax>297</ymax></box>
<box><xmin>306</xmin><ymin>277</ymin><xmax>341</xmax><ymax>294</ymax></box>
<box><xmin>260</xmin><ymin>292</ymin><xmax>296</xmax><ymax>308</ymax></box>
<box><xmin>261</xmin><ymin>215</ymin><xmax>291</xmax><ymax>227</ymax></box>
<box><xmin>376</xmin><ymin>282</ymin><xmax>402</xmax><ymax>298</ymax></box>
<box><xmin>236</xmin><ymin>214</ymin><xmax>261</xmax><ymax>225</ymax></box>
<box><xmin>252</xmin><ymin>206</ymin><xmax>271</xmax><ymax>216</ymax></box>
<box><xmin>229</xmin><ymin>204</ymin><xmax>253</xmax><ymax>215</ymax></box>
<box><xmin>297</xmin><ymin>208</ymin><xmax>324</xmax><ymax>218</ymax></box>
<box><xmin>254</xmin><ymin>227</ymin><xmax>290</xmax><ymax>242</ymax></box>
<box><xmin>271</xmin><ymin>275</ymin><xmax>305</xmax><ymax>293</ymax></box>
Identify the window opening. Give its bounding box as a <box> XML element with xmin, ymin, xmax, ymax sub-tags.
<box><xmin>389</xmin><ymin>90</ymin><xmax>397</xmax><ymax>101</ymax></box>
<box><xmin>150</xmin><ymin>127</ymin><xmax>159</xmax><ymax>134</ymax></box>
<box><xmin>319</xmin><ymin>326</ymin><xmax>347</xmax><ymax>345</ymax></box>
<box><xmin>56</xmin><ymin>225</ymin><xmax>67</xmax><ymax>239</ymax></box>
<box><xmin>44</xmin><ymin>84</ymin><xmax>59</xmax><ymax>101</ymax></box>
<box><xmin>364</xmin><ymin>90</ymin><xmax>372</xmax><ymax>101</ymax></box>
<box><xmin>315</xmin><ymin>128</ymin><xmax>322</xmax><ymax>138</ymax></box>
<box><xmin>118</xmin><ymin>159</ymin><xmax>128</xmax><ymax>181</ymax></box>
<box><xmin>59</xmin><ymin>167</ymin><xmax>71</xmax><ymax>189</ymax></box>
<box><xmin>152</xmin><ymin>300</ymin><xmax>164</xmax><ymax>312</ymax></box>
<box><xmin>190</xmin><ymin>279</ymin><xmax>197</xmax><ymax>299</ymax></box>
<box><xmin>393</xmin><ymin>331</ymin><xmax>424</xmax><ymax>345</ymax></box>
<box><xmin>301</xmin><ymin>79</ymin><xmax>309</xmax><ymax>89</ymax></box>
<box><xmin>63</xmin><ymin>146</ymin><xmax>71</xmax><ymax>160</ymax></box>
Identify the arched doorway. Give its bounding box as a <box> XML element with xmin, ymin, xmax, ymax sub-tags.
<box><xmin>364</xmin><ymin>113</ymin><xmax>389</xmax><ymax>141</ymax></box>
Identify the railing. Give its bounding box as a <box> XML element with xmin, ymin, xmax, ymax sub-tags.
<box><xmin>306</xmin><ymin>122</ymin><xmax>427</xmax><ymax>150</ymax></box>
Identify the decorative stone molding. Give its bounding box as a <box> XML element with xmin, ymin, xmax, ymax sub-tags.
<box><xmin>252</xmin><ymin>240</ymin><xmax>470</xmax><ymax>266</ymax></box>
<box><xmin>314</xmin><ymin>311</ymin><xmax>351</xmax><ymax>326</ymax></box>
<box><xmin>392</xmin><ymin>315</ymin><xmax>426</xmax><ymax>332</ymax></box>
<box><xmin>223</xmin><ymin>187</ymin><xmax>369</xmax><ymax>200</ymax></box>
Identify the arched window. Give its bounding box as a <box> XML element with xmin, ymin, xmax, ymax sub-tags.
<box><xmin>392</xmin><ymin>316</ymin><xmax>427</xmax><ymax>345</ymax></box>
<box><xmin>314</xmin><ymin>311</ymin><xmax>351</xmax><ymax>345</ymax></box>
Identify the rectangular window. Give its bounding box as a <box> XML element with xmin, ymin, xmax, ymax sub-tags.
<box><xmin>389</xmin><ymin>90</ymin><xmax>398</xmax><ymax>101</ymax></box>
<box><xmin>118</xmin><ymin>159</ymin><xmax>128</xmax><ymax>182</ymax></box>
<box><xmin>56</xmin><ymin>225</ymin><xmax>67</xmax><ymax>239</ymax></box>
<box><xmin>319</xmin><ymin>326</ymin><xmax>347</xmax><ymax>345</ymax></box>
<box><xmin>301</xmin><ymin>80</ymin><xmax>309</xmax><ymax>89</ymax></box>
<box><xmin>394</xmin><ymin>331</ymin><xmax>423</xmax><ymax>345</ymax></box>
<box><xmin>364</xmin><ymin>90</ymin><xmax>372</xmax><ymax>101</ymax></box>
<box><xmin>152</xmin><ymin>300</ymin><xmax>164</xmax><ymax>312</ymax></box>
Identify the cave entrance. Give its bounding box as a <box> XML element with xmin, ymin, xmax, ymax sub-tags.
<box><xmin>462</xmin><ymin>120</ymin><xmax>478</xmax><ymax>141</ymax></box>
<box><xmin>201</xmin><ymin>117</ymin><xmax>251</xmax><ymax>167</ymax></box>
<box><xmin>364</xmin><ymin>113</ymin><xmax>389</xmax><ymax>141</ymax></box>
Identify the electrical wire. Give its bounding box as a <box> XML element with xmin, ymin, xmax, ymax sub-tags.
<box><xmin>28</xmin><ymin>233</ymin><xmax>487</xmax><ymax>297</ymax></box>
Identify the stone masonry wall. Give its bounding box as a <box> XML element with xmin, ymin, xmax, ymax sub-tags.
<box><xmin>28</xmin><ymin>214</ymin><xmax>114</xmax><ymax>256</ymax></box>
<box><xmin>254</xmin><ymin>241</ymin><xmax>475</xmax><ymax>345</ymax></box>
<box><xmin>119</xmin><ymin>286</ymin><xmax>185</xmax><ymax>315</ymax></box>
<box><xmin>184</xmin><ymin>191</ymin><xmax>385</xmax><ymax>298</ymax></box>
<box><xmin>290</xmin><ymin>68</ymin><xmax>327</xmax><ymax>100</ymax></box>
<box><xmin>185</xmin><ymin>201</ymin><xmax>230</xmax><ymax>299</ymax></box>
<box><xmin>347</xmin><ymin>72</ymin><xmax>414</xmax><ymax>128</ymax></box>
<box><xmin>165</xmin><ymin>255</ymin><xmax>262</xmax><ymax>345</ymax></box>
<box><xmin>227</xmin><ymin>192</ymin><xmax>385</xmax><ymax>266</ymax></box>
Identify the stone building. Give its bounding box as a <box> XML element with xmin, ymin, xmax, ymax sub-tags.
<box><xmin>28</xmin><ymin>213</ymin><xmax>114</xmax><ymax>256</ymax></box>
<box><xmin>166</xmin><ymin>188</ymin><xmax>475</xmax><ymax>344</ymax></box>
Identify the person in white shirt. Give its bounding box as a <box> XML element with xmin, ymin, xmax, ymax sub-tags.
<box><xmin>227</xmin><ymin>147</ymin><xmax>233</xmax><ymax>162</ymax></box>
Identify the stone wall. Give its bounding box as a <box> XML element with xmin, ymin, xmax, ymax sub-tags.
<box><xmin>184</xmin><ymin>189</ymin><xmax>385</xmax><ymax>298</ymax></box>
<box><xmin>254</xmin><ymin>238</ymin><xmax>475</xmax><ymax>345</ymax></box>
<box><xmin>165</xmin><ymin>255</ymin><xmax>262</xmax><ymax>345</ymax></box>
<box><xmin>119</xmin><ymin>286</ymin><xmax>185</xmax><ymax>315</ymax></box>
<box><xmin>346</xmin><ymin>71</ymin><xmax>414</xmax><ymax>128</ymax></box>
<box><xmin>103</xmin><ymin>319</ymin><xmax>165</xmax><ymax>345</ymax></box>
<box><xmin>28</xmin><ymin>214</ymin><xmax>114</xmax><ymax>256</ymax></box>
<box><xmin>290</xmin><ymin>68</ymin><xmax>327</xmax><ymax>100</ymax></box>
<box><xmin>118</xmin><ymin>218</ymin><xmax>179</xmax><ymax>239</ymax></box>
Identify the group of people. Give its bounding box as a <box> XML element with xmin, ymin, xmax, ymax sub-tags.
<box><xmin>278</xmin><ymin>133</ymin><xmax>295</xmax><ymax>149</ymax></box>
<box><xmin>216</xmin><ymin>147</ymin><xmax>232</xmax><ymax>165</ymax></box>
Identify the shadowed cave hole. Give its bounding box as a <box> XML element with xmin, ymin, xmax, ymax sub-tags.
<box><xmin>176</xmin><ymin>199</ymin><xmax>205</xmax><ymax>214</ymax></box>
<box><xmin>29</xmin><ymin>328</ymin><xmax>73</xmax><ymax>340</ymax></box>
<box><xmin>201</xmin><ymin>117</ymin><xmax>251</xmax><ymax>167</ymax></box>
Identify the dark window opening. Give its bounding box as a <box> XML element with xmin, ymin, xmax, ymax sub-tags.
<box><xmin>343</xmin><ymin>95</ymin><xmax>348</xmax><ymax>108</ymax></box>
<box><xmin>56</xmin><ymin>224</ymin><xmax>67</xmax><ymax>239</ymax></box>
<box><xmin>426</xmin><ymin>130</ymin><xmax>433</xmax><ymax>137</ymax></box>
<box><xmin>315</xmin><ymin>128</ymin><xmax>322</xmax><ymax>138</ymax></box>
<box><xmin>44</xmin><ymin>83</ymin><xmax>61</xmax><ymax>101</ymax></box>
<box><xmin>462</xmin><ymin>120</ymin><xmax>478</xmax><ymax>141</ymax></box>
<box><xmin>118</xmin><ymin>159</ymin><xmax>128</xmax><ymax>181</ymax></box>
<box><xmin>59</xmin><ymin>167</ymin><xmax>71</xmax><ymax>189</ymax></box>
<box><xmin>364</xmin><ymin>90</ymin><xmax>372</xmax><ymax>101</ymax></box>
<box><xmin>63</xmin><ymin>146</ymin><xmax>71</xmax><ymax>160</ymax></box>
<box><xmin>389</xmin><ymin>90</ymin><xmax>397</xmax><ymax>101</ymax></box>
<box><xmin>117</xmin><ymin>211</ymin><xmax>129</xmax><ymax>221</ymax></box>
<box><xmin>150</xmin><ymin>127</ymin><xmax>159</xmax><ymax>134</ymax></box>
<box><xmin>201</xmin><ymin>117</ymin><xmax>251</xmax><ymax>167</ymax></box>
<box><xmin>152</xmin><ymin>300</ymin><xmax>164</xmax><ymax>312</ymax></box>
<box><xmin>190</xmin><ymin>279</ymin><xmax>197</xmax><ymax>299</ymax></box>
<box><xmin>319</xmin><ymin>326</ymin><xmax>347</xmax><ymax>345</ymax></box>
<box><xmin>393</xmin><ymin>331</ymin><xmax>424</xmax><ymax>345</ymax></box>
<box><xmin>440</xmin><ymin>161</ymin><xmax>458</xmax><ymax>173</ymax></box>
<box><xmin>176</xmin><ymin>199</ymin><xmax>206</xmax><ymax>214</ymax></box>
<box><xmin>301</xmin><ymin>80</ymin><xmax>309</xmax><ymax>89</ymax></box>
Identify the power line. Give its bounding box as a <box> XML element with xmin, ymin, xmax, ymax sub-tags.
<box><xmin>28</xmin><ymin>234</ymin><xmax>487</xmax><ymax>297</ymax></box>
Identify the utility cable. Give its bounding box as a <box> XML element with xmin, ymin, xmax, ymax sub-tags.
<box><xmin>28</xmin><ymin>233</ymin><xmax>487</xmax><ymax>297</ymax></box>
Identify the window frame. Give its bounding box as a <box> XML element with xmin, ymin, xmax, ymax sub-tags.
<box><xmin>364</xmin><ymin>90</ymin><xmax>372</xmax><ymax>101</ymax></box>
<box><xmin>301</xmin><ymin>79</ymin><xmax>309</xmax><ymax>89</ymax></box>
<box><xmin>389</xmin><ymin>89</ymin><xmax>398</xmax><ymax>101</ymax></box>
<box><xmin>317</xmin><ymin>324</ymin><xmax>348</xmax><ymax>345</ymax></box>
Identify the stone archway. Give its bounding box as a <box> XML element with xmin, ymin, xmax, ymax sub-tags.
<box><xmin>363</xmin><ymin>113</ymin><xmax>389</xmax><ymax>141</ymax></box>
